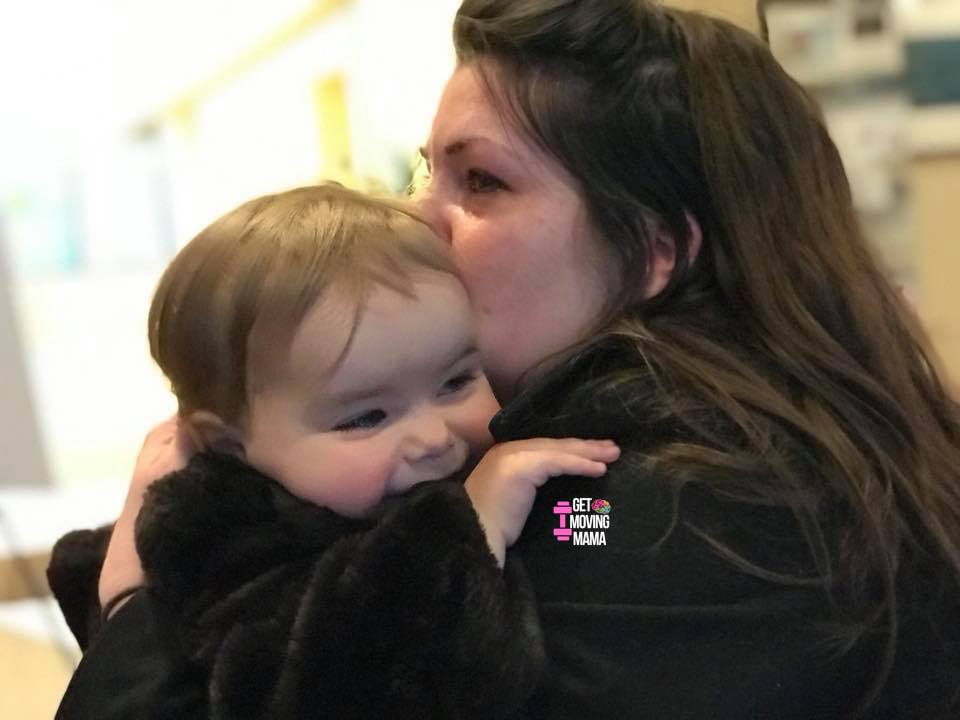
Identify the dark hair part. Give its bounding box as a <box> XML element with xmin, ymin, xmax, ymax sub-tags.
<box><xmin>454</xmin><ymin>0</ymin><xmax>960</xmax><ymax>706</ymax></box>
<box><xmin>149</xmin><ymin>183</ymin><xmax>454</xmax><ymax>426</ymax></box>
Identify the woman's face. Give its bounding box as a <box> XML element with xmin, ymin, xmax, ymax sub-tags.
<box><xmin>417</xmin><ymin>63</ymin><xmax>619</xmax><ymax>399</ymax></box>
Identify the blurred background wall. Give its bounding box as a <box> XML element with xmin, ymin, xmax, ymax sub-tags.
<box><xmin>0</xmin><ymin>0</ymin><xmax>956</xmax><ymax>715</ymax></box>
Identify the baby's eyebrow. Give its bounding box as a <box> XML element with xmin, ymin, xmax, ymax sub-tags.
<box><xmin>330</xmin><ymin>385</ymin><xmax>390</xmax><ymax>407</ymax></box>
<box><xmin>329</xmin><ymin>345</ymin><xmax>479</xmax><ymax>407</ymax></box>
<box><xmin>443</xmin><ymin>343</ymin><xmax>480</xmax><ymax>369</ymax></box>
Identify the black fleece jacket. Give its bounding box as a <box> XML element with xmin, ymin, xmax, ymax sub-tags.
<box><xmin>115</xmin><ymin>452</ymin><xmax>542</xmax><ymax>720</ymax></box>
<box><xmin>52</xmin><ymin>338</ymin><xmax>960</xmax><ymax>719</ymax></box>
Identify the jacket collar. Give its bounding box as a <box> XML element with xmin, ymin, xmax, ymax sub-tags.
<box><xmin>489</xmin><ymin>336</ymin><xmax>654</xmax><ymax>443</ymax></box>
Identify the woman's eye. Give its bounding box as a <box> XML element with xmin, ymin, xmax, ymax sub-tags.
<box><xmin>465</xmin><ymin>169</ymin><xmax>506</xmax><ymax>193</ymax></box>
<box><xmin>440</xmin><ymin>372</ymin><xmax>477</xmax><ymax>395</ymax></box>
<box><xmin>333</xmin><ymin>409</ymin><xmax>387</xmax><ymax>432</ymax></box>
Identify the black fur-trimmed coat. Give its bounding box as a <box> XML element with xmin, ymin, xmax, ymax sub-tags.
<box><xmin>128</xmin><ymin>452</ymin><xmax>542</xmax><ymax>720</ymax></box>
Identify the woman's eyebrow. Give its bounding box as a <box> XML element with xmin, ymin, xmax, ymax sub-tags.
<box><xmin>444</xmin><ymin>140</ymin><xmax>469</xmax><ymax>156</ymax></box>
<box><xmin>421</xmin><ymin>137</ymin><xmax>496</xmax><ymax>162</ymax></box>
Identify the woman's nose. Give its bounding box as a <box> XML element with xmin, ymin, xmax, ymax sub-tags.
<box><xmin>412</xmin><ymin>187</ymin><xmax>452</xmax><ymax>244</ymax></box>
<box><xmin>404</xmin><ymin>410</ymin><xmax>455</xmax><ymax>461</ymax></box>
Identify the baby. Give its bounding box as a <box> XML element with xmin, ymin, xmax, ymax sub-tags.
<box><xmin>133</xmin><ymin>183</ymin><xmax>618</xmax><ymax>719</ymax></box>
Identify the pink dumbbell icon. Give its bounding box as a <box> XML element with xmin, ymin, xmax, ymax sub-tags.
<box><xmin>553</xmin><ymin>501</ymin><xmax>573</xmax><ymax>541</ymax></box>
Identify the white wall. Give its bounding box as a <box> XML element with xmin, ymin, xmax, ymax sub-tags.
<box><xmin>0</xmin><ymin>227</ymin><xmax>51</xmax><ymax>486</ymax></box>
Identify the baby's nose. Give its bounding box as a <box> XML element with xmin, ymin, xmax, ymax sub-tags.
<box><xmin>406</xmin><ymin>411</ymin><xmax>455</xmax><ymax>461</ymax></box>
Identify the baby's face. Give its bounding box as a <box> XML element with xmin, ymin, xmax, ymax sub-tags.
<box><xmin>242</xmin><ymin>271</ymin><xmax>500</xmax><ymax>517</ymax></box>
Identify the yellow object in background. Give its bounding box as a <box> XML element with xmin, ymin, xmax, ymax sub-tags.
<box><xmin>667</xmin><ymin>0</ymin><xmax>759</xmax><ymax>33</ymax></box>
<box><xmin>315</xmin><ymin>73</ymin><xmax>355</xmax><ymax>185</ymax></box>
<box><xmin>0</xmin><ymin>625</ymin><xmax>73</xmax><ymax>720</ymax></box>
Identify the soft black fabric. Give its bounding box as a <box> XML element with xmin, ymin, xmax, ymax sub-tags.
<box><xmin>55</xmin><ymin>589</ymin><xmax>201</xmax><ymax>720</ymax></box>
<box><xmin>119</xmin><ymin>452</ymin><xmax>542</xmax><ymax>719</ymax></box>
<box><xmin>52</xmin><ymin>339</ymin><xmax>960</xmax><ymax>719</ymax></box>
<box><xmin>46</xmin><ymin>524</ymin><xmax>112</xmax><ymax>650</ymax></box>
<box><xmin>494</xmin><ymin>339</ymin><xmax>960</xmax><ymax>719</ymax></box>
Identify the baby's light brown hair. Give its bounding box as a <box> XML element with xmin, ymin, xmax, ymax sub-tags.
<box><xmin>148</xmin><ymin>183</ymin><xmax>455</xmax><ymax>427</ymax></box>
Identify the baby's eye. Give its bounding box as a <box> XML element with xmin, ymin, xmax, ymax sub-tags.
<box><xmin>440</xmin><ymin>372</ymin><xmax>477</xmax><ymax>396</ymax></box>
<box><xmin>333</xmin><ymin>409</ymin><xmax>387</xmax><ymax>432</ymax></box>
<box><xmin>465</xmin><ymin>169</ymin><xmax>506</xmax><ymax>193</ymax></box>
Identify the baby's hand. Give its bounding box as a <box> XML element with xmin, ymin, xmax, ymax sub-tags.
<box><xmin>464</xmin><ymin>438</ymin><xmax>619</xmax><ymax>566</ymax></box>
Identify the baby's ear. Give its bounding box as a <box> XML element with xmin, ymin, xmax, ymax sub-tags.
<box><xmin>183</xmin><ymin>410</ymin><xmax>246</xmax><ymax>458</ymax></box>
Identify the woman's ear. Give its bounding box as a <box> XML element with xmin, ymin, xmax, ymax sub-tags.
<box><xmin>183</xmin><ymin>410</ymin><xmax>246</xmax><ymax>458</ymax></box>
<box><xmin>641</xmin><ymin>212</ymin><xmax>703</xmax><ymax>300</ymax></box>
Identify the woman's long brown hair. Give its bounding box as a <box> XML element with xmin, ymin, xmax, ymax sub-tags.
<box><xmin>454</xmin><ymin>0</ymin><xmax>960</xmax><ymax>706</ymax></box>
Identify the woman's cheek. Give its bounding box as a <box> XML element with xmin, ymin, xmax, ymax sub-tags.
<box><xmin>452</xmin><ymin>212</ymin><xmax>505</xmax><ymax>263</ymax></box>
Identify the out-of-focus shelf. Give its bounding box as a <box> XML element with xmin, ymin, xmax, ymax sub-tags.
<box><xmin>0</xmin><ymin>483</ymin><xmax>124</xmax><ymax>602</ymax></box>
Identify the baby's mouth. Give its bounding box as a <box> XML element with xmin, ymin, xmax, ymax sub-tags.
<box><xmin>417</xmin><ymin>442</ymin><xmax>469</xmax><ymax>482</ymax></box>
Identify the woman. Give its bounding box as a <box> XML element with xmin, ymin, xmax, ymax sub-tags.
<box><xmin>58</xmin><ymin>1</ymin><xmax>960</xmax><ymax>718</ymax></box>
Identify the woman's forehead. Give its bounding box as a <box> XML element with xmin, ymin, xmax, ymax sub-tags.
<box><xmin>429</xmin><ymin>65</ymin><xmax>513</xmax><ymax>149</ymax></box>
<box><xmin>428</xmin><ymin>65</ymin><xmax>563</xmax><ymax>178</ymax></box>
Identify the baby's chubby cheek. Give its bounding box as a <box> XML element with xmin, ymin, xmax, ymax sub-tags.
<box><xmin>326</xmin><ymin>464</ymin><xmax>399</xmax><ymax>518</ymax></box>
<box><xmin>265</xmin><ymin>452</ymin><xmax>394</xmax><ymax>519</ymax></box>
